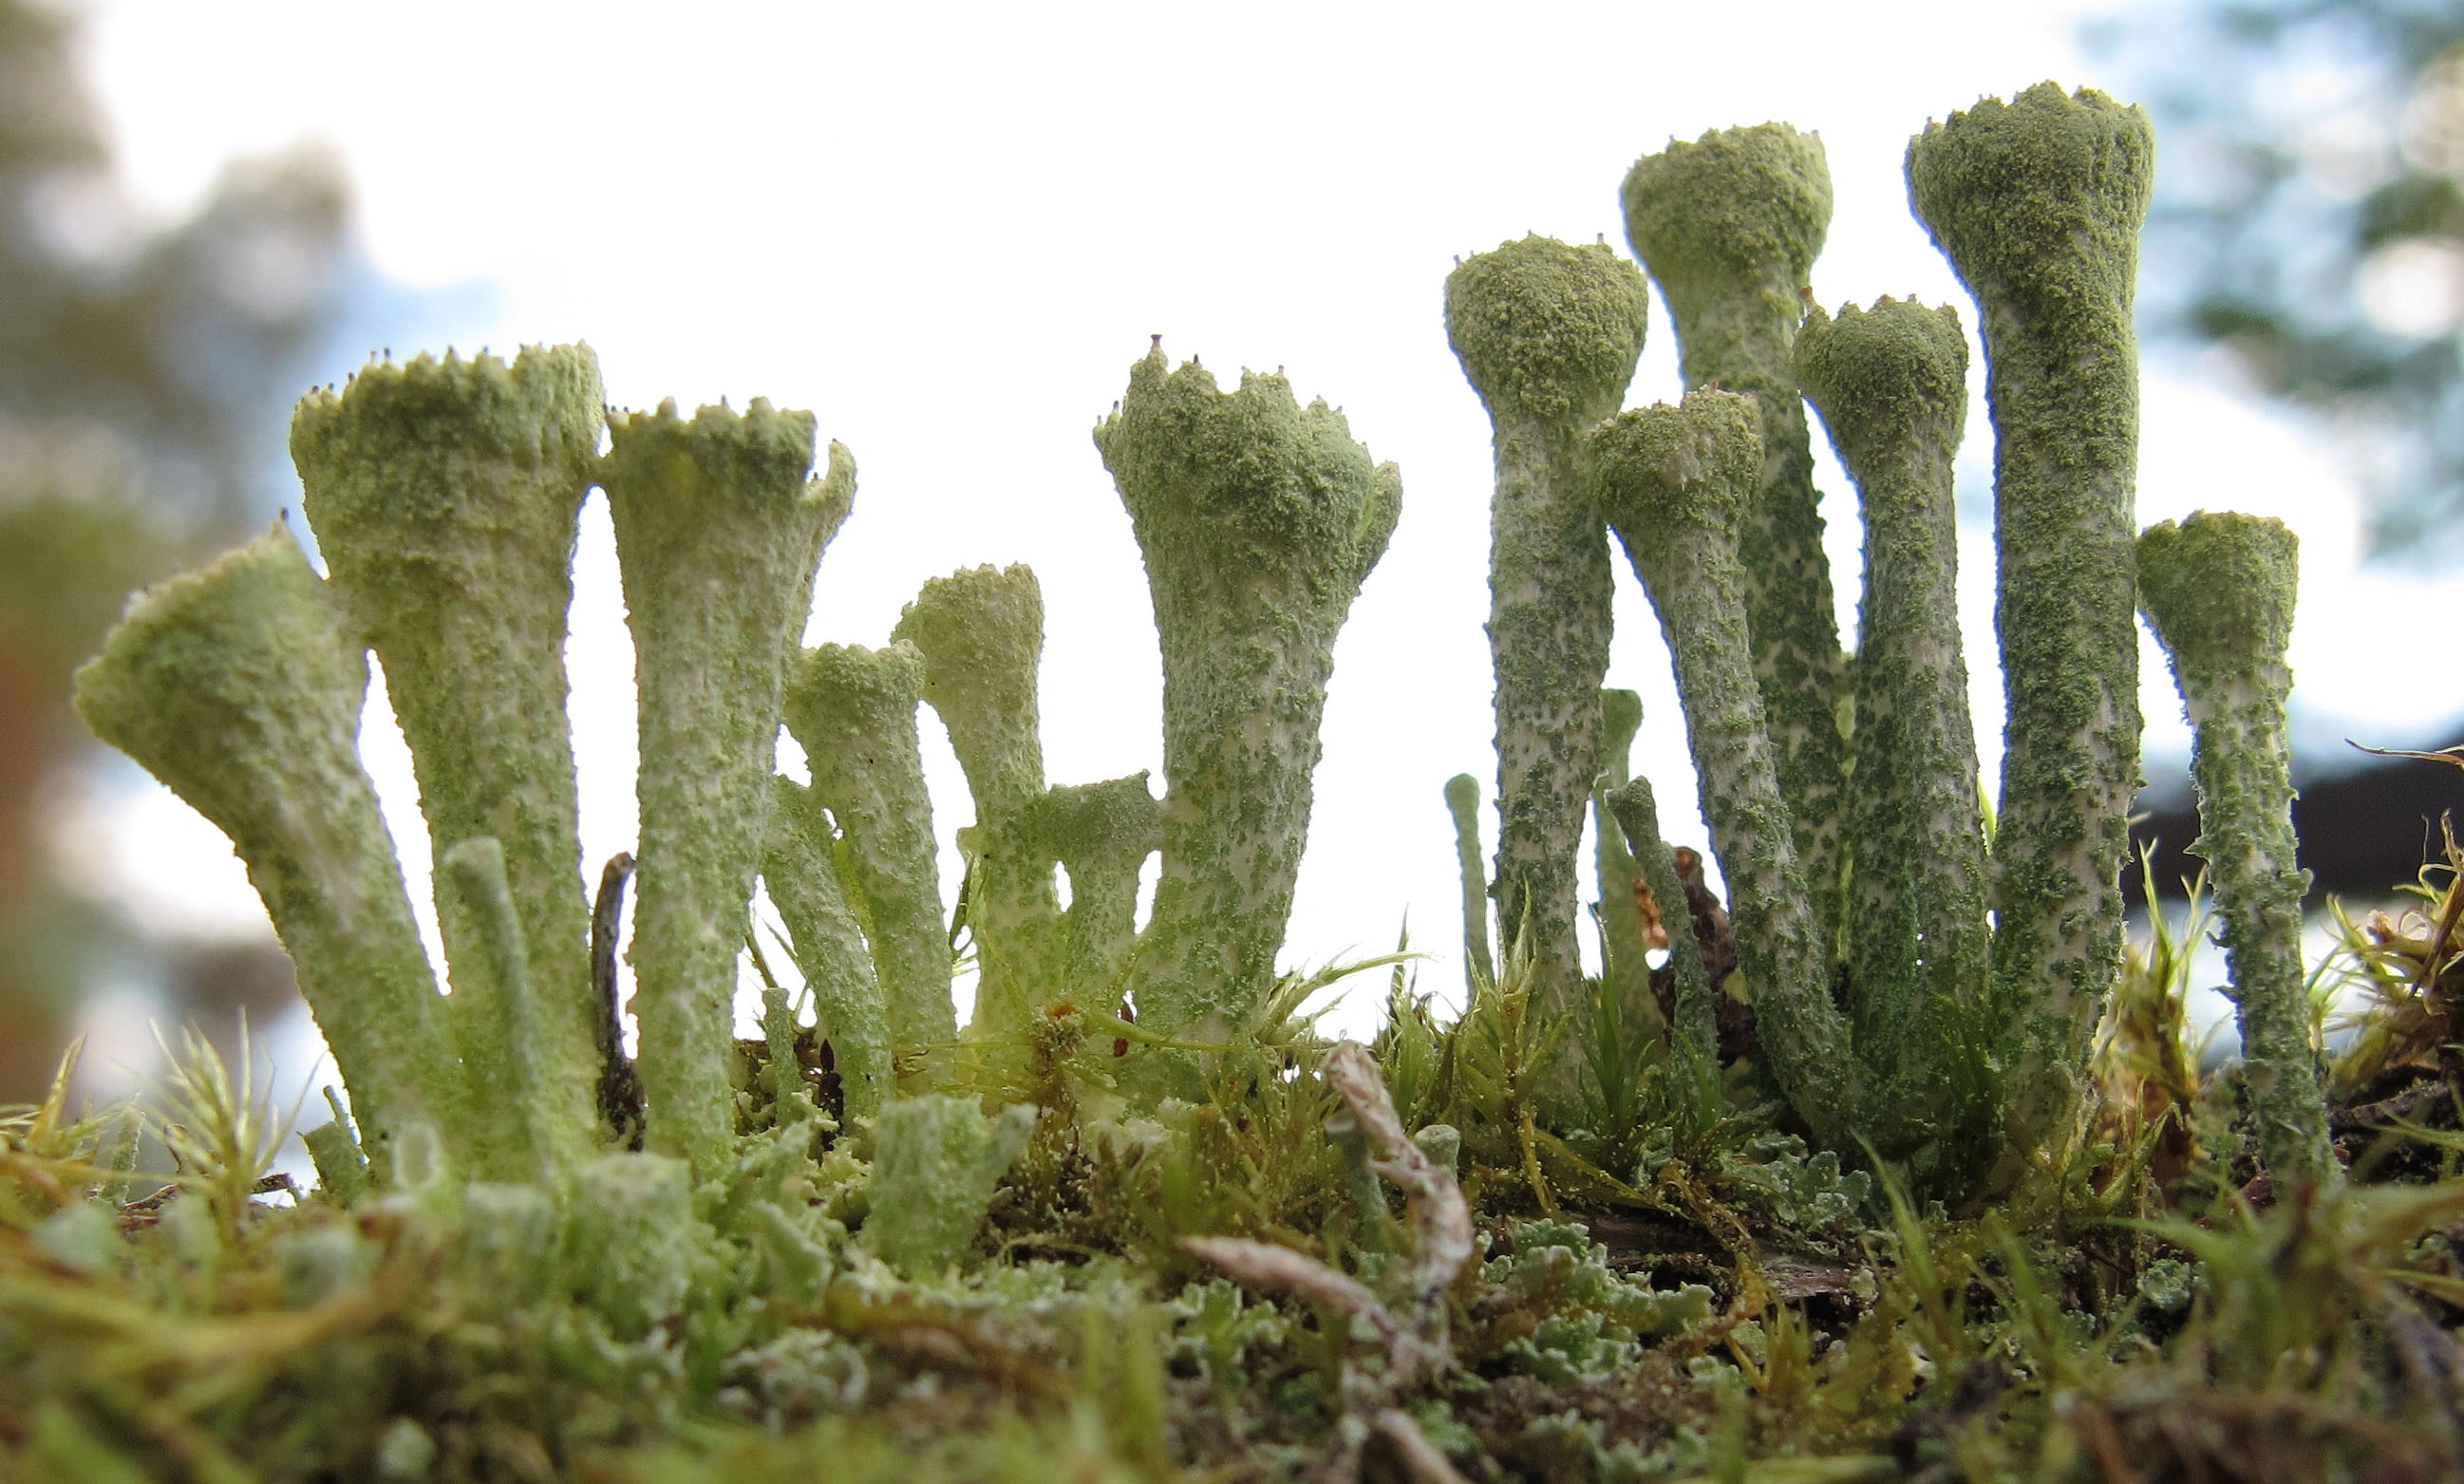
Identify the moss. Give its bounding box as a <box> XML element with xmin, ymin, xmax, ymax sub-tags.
<box><xmin>783</xmin><ymin>643</ymin><xmax>955</xmax><ymax>1089</ymax></box>
<box><xmin>1590</xmin><ymin>391</ymin><xmax>1866</xmax><ymax>1151</ymax></box>
<box><xmin>71</xmin><ymin>526</ymin><xmax>462</xmax><ymax>1165</ymax></box>
<box><xmin>601</xmin><ymin>398</ymin><xmax>854</xmax><ymax>1174</ymax></box>
<box><xmin>1444</xmin><ymin>236</ymin><xmax>1651</xmax><ymax>1030</ymax></box>
<box><xmin>1623</xmin><ymin>125</ymin><xmax>1852</xmax><ymax>936</ymax></box>
<box><xmin>1796</xmin><ymin>299</ymin><xmax>1989</xmax><ymax>1145</ymax></box>
<box><xmin>2138</xmin><ymin>513</ymin><xmax>2332</xmax><ymax>1186</ymax></box>
<box><xmin>1909</xmin><ymin>84</ymin><xmax>2154</xmax><ymax>1184</ymax></box>
<box><xmin>1092</xmin><ymin>348</ymin><xmax>1399</xmax><ymax>1045</ymax></box>
<box><xmin>292</xmin><ymin>347</ymin><xmax>607</xmax><ymax>1170</ymax></box>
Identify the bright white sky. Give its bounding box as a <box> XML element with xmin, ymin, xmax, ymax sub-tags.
<box><xmin>57</xmin><ymin>1</ymin><xmax>2464</xmax><ymax>1080</ymax></box>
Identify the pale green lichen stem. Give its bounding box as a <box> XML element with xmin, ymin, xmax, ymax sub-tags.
<box><xmin>602</xmin><ymin>400</ymin><xmax>852</xmax><ymax>1173</ymax></box>
<box><xmin>292</xmin><ymin>344</ymin><xmax>605</xmax><ymax>1164</ymax></box>
<box><xmin>1591</xmin><ymin>688</ymin><xmax>1658</xmax><ymax>1030</ymax></box>
<box><xmin>783</xmin><ymin>642</ymin><xmax>955</xmax><ymax>1087</ymax></box>
<box><xmin>72</xmin><ymin>526</ymin><xmax>465</xmax><ymax>1166</ymax></box>
<box><xmin>1604</xmin><ymin>777</ymin><xmax>1716</xmax><ymax>1093</ymax></box>
<box><xmin>762</xmin><ymin>775</ymin><xmax>890</xmax><ymax>1123</ymax></box>
<box><xmin>1443</xmin><ymin>774</ymin><xmax>1496</xmax><ymax>993</ymax></box>
<box><xmin>1624</xmin><ymin>126</ymin><xmax>1851</xmax><ymax>935</ymax></box>
<box><xmin>439</xmin><ymin>836</ymin><xmax>556</xmax><ymax>1185</ymax></box>
<box><xmin>1795</xmin><ymin>298</ymin><xmax>1989</xmax><ymax>1137</ymax></box>
<box><xmin>1443</xmin><ymin>236</ymin><xmax>1650</xmax><ymax>1021</ymax></box>
<box><xmin>893</xmin><ymin>565</ymin><xmax>1063</xmax><ymax>1031</ymax></box>
<box><xmin>1033</xmin><ymin>773</ymin><xmax>1159</xmax><ymax>1003</ymax></box>
<box><xmin>1093</xmin><ymin>348</ymin><xmax>1400</xmax><ymax>1044</ymax></box>
<box><xmin>2137</xmin><ymin>513</ymin><xmax>2335</xmax><ymax>1187</ymax></box>
<box><xmin>1909</xmin><ymin>84</ymin><xmax>2154</xmax><ymax>1175</ymax></box>
<box><xmin>1591</xmin><ymin>391</ymin><xmax>1865</xmax><ymax>1152</ymax></box>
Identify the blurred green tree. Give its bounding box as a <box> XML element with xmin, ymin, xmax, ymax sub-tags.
<box><xmin>0</xmin><ymin>0</ymin><xmax>365</xmax><ymax>1099</ymax></box>
<box><xmin>2087</xmin><ymin>0</ymin><xmax>2464</xmax><ymax>551</ymax></box>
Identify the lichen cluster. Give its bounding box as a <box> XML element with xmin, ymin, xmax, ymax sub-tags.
<box><xmin>7</xmin><ymin>78</ymin><xmax>2456</xmax><ymax>1484</ymax></box>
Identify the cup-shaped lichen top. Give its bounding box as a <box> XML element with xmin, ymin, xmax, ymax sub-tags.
<box><xmin>1093</xmin><ymin>348</ymin><xmax>1401</xmax><ymax>1043</ymax></box>
<box><xmin>1623</xmin><ymin>124</ymin><xmax>1851</xmax><ymax>939</ymax></box>
<box><xmin>73</xmin><ymin>526</ymin><xmax>463</xmax><ymax>1161</ymax></box>
<box><xmin>1795</xmin><ymin>298</ymin><xmax>1988</xmax><ymax>1128</ymax></box>
<box><xmin>601</xmin><ymin>399</ymin><xmax>854</xmax><ymax>1172</ymax></box>
<box><xmin>1590</xmin><ymin>390</ymin><xmax>1864</xmax><ymax>1153</ymax></box>
<box><xmin>2138</xmin><ymin>513</ymin><xmax>2331</xmax><ymax>1186</ymax></box>
<box><xmin>292</xmin><ymin>344</ymin><xmax>605</xmax><ymax>1170</ymax></box>
<box><xmin>893</xmin><ymin>565</ymin><xmax>1061</xmax><ymax>1025</ymax></box>
<box><xmin>1444</xmin><ymin>236</ymin><xmax>1650</xmax><ymax>1022</ymax></box>
<box><xmin>782</xmin><ymin>641</ymin><xmax>955</xmax><ymax>1084</ymax></box>
<box><xmin>1909</xmin><ymin>84</ymin><xmax>2153</xmax><ymax>1175</ymax></box>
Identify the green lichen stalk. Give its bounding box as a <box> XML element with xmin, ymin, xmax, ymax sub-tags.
<box><xmin>863</xmin><ymin>1096</ymin><xmax>1036</xmax><ymax>1277</ymax></box>
<box><xmin>1590</xmin><ymin>391</ymin><xmax>1865</xmax><ymax>1150</ymax></box>
<box><xmin>893</xmin><ymin>566</ymin><xmax>1063</xmax><ymax>1031</ymax></box>
<box><xmin>783</xmin><ymin>642</ymin><xmax>955</xmax><ymax>1085</ymax></box>
<box><xmin>1591</xmin><ymin>689</ymin><xmax>1658</xmax><ymax>1027</ymax></box>
<box><xmin>762</xmin><ymin>776</ymin><xmax>891</xmax><ymax>1122</ymax></box>
<box><xmin>438</xmin><ymin>836</ymin><xmax>554</xmax><ymax>1185</ymax></box>
<box><xmin>2137</xmin><ymin>513</ymin><xmax>2335</xmax><ymax>1187</ymax></box>
<box><xmin>602</xmin><ymin>400</ymin><xmax>854</xmax><ymax>1173</ymax></box>
<box><xmin>1909</xmin><ymin>84</ymin><xmax>2154</xmax><ymax>1172</ymax></box>
<box><xmin>1443</xmin><ymin>237</ymin><xmax>1651</xmax><ymax>1020</ymax></box>
<box><xmin>1443</xmin><ymin>774</ymin><xmax>1496</xmax><ymax>993</ymax></box>
<box><xmin>1604</xmin><ymin>776</ymin><xmax>1716</xmax><ymax>1086</ymax></box>
<box><xmin>1033</xmin><ymin>773</ymin><xmax>1160</xmax><ymax>1002</ymax></box>
<box><xmin>291</xmin><ymin>345</ymin><xmax>605</xmax><ymax>1171</ymax></box>
<box><xmin>1093</xmin><ymin>348</ymin><xmax>1401</xmax><ymax>1043</ymax></box>
<box><xmin>71</xmin><ymin>526</ymin><xmax>464</xmax><ymax>1165</ymax></box>
<box><xmin>1795</xmin><ymin>299</ymin><xmax>1989</xmax><ymax>1129</ymax></box>
<box><xmin>1623</xmin><ymin>126</ymin><xmax>1851</xmax><ymax>933</ymax></box>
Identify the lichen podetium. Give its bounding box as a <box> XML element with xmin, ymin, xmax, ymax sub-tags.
<box><xmin>1094</xmin><ymin>348</ymin><xmax>1399</xmax><ymax>1050</ymax></box>
<box><xmin>601</xmin><ymin>399</ymin><xmax>854</xmax><ymax>1174</ymax></box>
<box><xmin>1796</xmin><ymin>298</ymin><xmax>1989</xmax><ymax>1141</ymax></box>
<box><xmin>292</xmin><ymin>345</ymin><xmax>606</xmax><ymax>1181</ymax></box>
<box><xmin>1909</xmin><ymin>85</ymin><xmax>2154</xmax><ymax>1183</ymax></box>
<box><xmin>1591</xmin><ymin>390</ymin><xmax>1867</xmax><ymax>1152</ymax></box>
<box><xmin>72</xmin><ymin>526</ymin><xmax>466</xmax><ymax>1169</ymax></box>
<box><xmin>1624</xmin><ymin>126</ymin><xmax>1852</xmax><ymax>945</ymax></box>
<box><xmin>2139</xmin><ymin>513</ymin><xmax>2335</xmax><ymax>1188</ymax></box>
<box><xmin>1444</xmin><ymin>237</ymin><xmax>1651</xmax><ymax>1031</ymax></box>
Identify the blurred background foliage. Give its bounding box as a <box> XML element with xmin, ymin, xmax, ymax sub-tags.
<box><xmin>0</xmin><ymin>0</ymin><xmax>457</xmax><ymax>1100</ymax></box>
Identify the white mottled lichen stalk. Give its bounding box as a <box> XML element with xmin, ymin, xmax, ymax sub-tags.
<box><xmin>1795</xmin><ymin>298</ymin><xmax>1988</xmax><ymax>1132</ymax></box>
<box><xmin>291</xmin><ymin>345</ymin><xmax>606</xmax><ymax>1176</ymax></box>
<box><xmin>893</xmin><ymin>565</ymin><xmax>1063</xmax><ymax>1032</ymax></box>
<box><xmin>601</xmin><ymin>400</ymin><xmax>853</xmax><ymax>1174</ymax></box>
<box><xmin>2137</xmin><ymin>513</ymin><xmax>2335</xmax><ymax>1187</ymax></box>
<box><xmin>1909</xmin><ymin>84</ymin><xmax>2154</xmax><ymax>1174</ymax></box>
<box><xmin>1094</xmin><ymin>348</ymin><xmax>1401</xmax><ymax>1045</ymax></box>
<box><xmin>1443</xmin><ymin>236</ymin><xmax>1651</xmax><ymax>1022</ymax></box>
<box><xmin>783</xmin><ymin>642</ymin><xmax>956</xmax><ymax>1087</ymax></box>
<box><xmin>762</xmin><ymin>775</ymin><xmax>892</xmax><ymax>1122</ymax></box>
<box><xmin>1624</xmin><ymin>126</ymin><xmax>1851</xmax><ymax>935</ymax></box>
<box><xmin>72</xmin><ymin>527</ymin><xmax>465</xmax><ymax>1167</ymax></box>
<box><xmin>1033</xmin><ymin>773</ymin><xmax>1159</xmax><ymax>1001</ymax></box>
<box><xmin>1590</xmin><ymin>390</ymin><xmax>1865</xmax><ymax>1151</ymax></box>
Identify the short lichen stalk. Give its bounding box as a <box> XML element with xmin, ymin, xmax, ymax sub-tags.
<box><xmin>1590</xmin><ymin>391</ymin><xmax>1866</xmax><ymax>1151</ymax></box>
<box><xmin>783</xmin><ymin>643</ymin><xmax>956</xmax><ymax>1088</ymax></box>
<box><xmin>1093</xmin><ymin>348</ymin><xmax>1400</xmax><ymax>1045</ymax></box>
<box><xmin>1795</xmin><ymin>299</ymin><xmax>1989</xmax><ymax>1129</ymax></box>
<box><xmin>438</xmin><ymin>836</ymin><xmax>556</xmax><ymax>1184</ymax></box>
<box><xmin>1443</xmin><ymin>236</ymin><xmax>1651</xmax><ymax>1024</ymax></box>
<box><xmin>1909</xmin><ymin>84</ymin><xmax>2154</xmax><ymax>1174</ymax></box>
<box><xmin>762</xmin><ymin>775</ymin><xmax>891</xmax><ymax>1123</ymax></box>
<box><xmin>2138</xmin><ymin>514</ymin><xmax>2336</xmax><ymax>1187</ymax></box>
<box><xmin>72</xmin><ymin>527</ymin><xmax>466</xmax><ymax>1166</ymax></box>
<box><xmin>1443</xmin><ymin>774</ymin><xmax>1496</xmax><ymax>994</ymax></box>
<box><xmin>291</xmin><ymin>344</ymin><xmax>607</xmax><ymax>1174</ymax></box>
<box><xmin>1604</xmin><ymin>776</ymin><xmax>1716</xmax><ymax>1095</ymax></box>
<box><xmin>1031</xmin><ymin>773</ymin><xmax>1159</xmax><ymax>1002</ymax></box>
<box><xmin>893</xmin><ymin>565</ymin><xmax>1064</xmax><ymax>1033</ymax></box>
<box><xmin>602</xmin><ymin>399</ymin><xmax>853</xmax><ymax>1174</ymax></box>
<box><xmin>1624</xmin><ymin>125</ymin><xmax>1852</xmax><ymax>934</ymax></box>
<box><xmin>1591</xmin><ymin>689</ymin><xmax>1659</xmax><ymax>1032</ymax></box>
